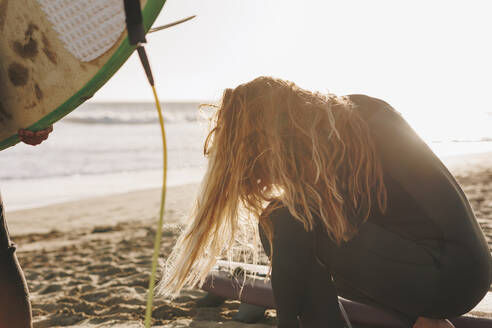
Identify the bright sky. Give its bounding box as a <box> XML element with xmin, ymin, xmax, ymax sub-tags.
<box><xmin>93</xmin><ymin>0</ymin><xmax>492</xmax><ymax>140</ymax></box>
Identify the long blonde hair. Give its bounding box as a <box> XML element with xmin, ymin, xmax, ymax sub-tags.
<box><xmin>158</xmin><ymin>76</ymin><xmax>386</xmax><ymax>297</ymax></box>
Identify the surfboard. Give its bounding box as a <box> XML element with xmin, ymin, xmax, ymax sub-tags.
<box><xmin>203</xmin><ymin>261</ymin><xmax>492</xmax><ymax>328</ymax></box>
<box><xmin>0</xmin><ymin>0</ymin><xmax>165</xmax><ymax>150</ymax></box>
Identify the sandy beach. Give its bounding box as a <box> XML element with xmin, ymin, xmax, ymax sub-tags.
<box><xmin>5</xmin><ymin>153</ymin><xmax>492</xmax><ymax>327</ymax></box>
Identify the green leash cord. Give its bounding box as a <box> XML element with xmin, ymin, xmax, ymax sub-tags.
<box><xmin>132</xmin><ymin>43</ymin><xmax>167</xmax><ymax>328</ymax></box>
<box><xmin>123</xmin><ymin>2</ymin><xmax>167</xmax><ymax>326</ymax></box>
<box><xmin>133</xmin><ymin>46</ymin><xmax>168</xmax><ymax>327</ymax></box>
<box><xmin>123</xmin><ymin>2</ymin><xmax>166</xmax><ymax>326</ymax></box>
<box><xmin>145</xmin><ymin>84</ymin><xmax>168</xmax><ymax>327</ymax></box>
<box><xmin>123</xmin><ymin>2</ymin><xmax>195</xmax><ymax>325</ymax></box>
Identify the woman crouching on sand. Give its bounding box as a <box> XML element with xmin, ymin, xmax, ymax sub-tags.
<box><xmin>159</xmin><ymin>77</ymin><xmax>491</xmax><ymax>328</ymax></box>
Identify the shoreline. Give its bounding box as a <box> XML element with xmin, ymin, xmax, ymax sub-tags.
<box><xmin>2</xmin><ymin>167</ymin><xmax>205</xmax><ymax>212</ymax></box>
<box><xmin>7</xmin><ymin>183</ymin><xmax>200</xmax><ymax>237</ymax></box>
<box><xmin>4</xmin><ymin>150</ymin><xmax>492</xmax><ymax>214</ymax></box>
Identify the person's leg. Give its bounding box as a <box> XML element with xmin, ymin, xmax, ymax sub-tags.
<box><xmin>260</xmin><ymin>207</ymin><xmax>346</xmax><ymax>328</ymax></box>
<box><xmin>0</xmin><ymin>198</ymin><xmax>32</xmax><ymax>328</ymax></box>
<box><xmin>316</xmin><ymin>221</ymin><xmax>441</xmax><ymax>319</ymax></box>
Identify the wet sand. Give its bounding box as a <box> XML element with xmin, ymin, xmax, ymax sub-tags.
<box><xmin>5</xmin><ymin>153</ymin><xmax>492</xmax><ymax>327</ymax></box>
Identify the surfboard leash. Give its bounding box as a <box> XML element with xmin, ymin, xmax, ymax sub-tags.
<box><xmin>123</xmin><ymin>1</ymin><xmax>167</xmax><ymax>327</ymax></box>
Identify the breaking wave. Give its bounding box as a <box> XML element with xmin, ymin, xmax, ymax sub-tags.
<box><xmin>65</xmin><ymin>102</ymin><xmax>210</xmax><ymax>124</ymax></box>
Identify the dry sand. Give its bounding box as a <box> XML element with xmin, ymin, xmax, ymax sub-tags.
<box><xmin>8</xmin><ymin>184</ymin><xmax>276</xmax><ymax>328</ymax></box>
<box><xmin>5</xmin><ymin>153</ymin><xmax>492</xmax><ymax>327</ymax></box>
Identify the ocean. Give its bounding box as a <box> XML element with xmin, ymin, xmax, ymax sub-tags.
<box><xmin>1</xmin><ymin>102</ymin><xmax>491</xmax><ymax>211</ymax></box>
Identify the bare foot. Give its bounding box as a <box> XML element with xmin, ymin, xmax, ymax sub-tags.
<box><xmin>413</xmin><ymin>317</ymin><xmax>455</xmax><ymax>328</ymax></box>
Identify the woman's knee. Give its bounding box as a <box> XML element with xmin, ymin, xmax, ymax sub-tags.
<box><xmin>261</xmin><ymin>205</ymin><xmax>314</xmax><ymax>248</ymax></box>
<box><xmin>431</xmin><ymin>247</ymin><xmax>492</xmax><ymax>317</ymax></box>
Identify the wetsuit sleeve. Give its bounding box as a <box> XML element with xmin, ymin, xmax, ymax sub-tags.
<box><xmin>367</xmin><ymin>105</ymin><xmax>489</xmax><ymax>265</ymax></box>
<box><xmin>260</xmin><ymin>207</ymin><xmax>346</xmax><ymax>327</ymax></box>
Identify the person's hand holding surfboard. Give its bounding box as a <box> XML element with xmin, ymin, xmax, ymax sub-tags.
<box><xmin>18</xmin><ymin>125</ymin><xmax>53</xmax><ymax>146</ymax></box>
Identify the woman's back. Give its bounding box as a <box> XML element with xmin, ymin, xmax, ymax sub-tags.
<box><xmin>349</xmin><ymin>94</ymin><xmax>491</xmax><ymax>313</ymax></box>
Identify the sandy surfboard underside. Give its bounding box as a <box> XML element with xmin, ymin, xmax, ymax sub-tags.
<box><xmin>0</xmin><ymin>0</ymin><xmax>165</xmax><ymax>150</ymax></box>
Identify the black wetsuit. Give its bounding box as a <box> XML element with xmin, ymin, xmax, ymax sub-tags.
<box><xmin>0</xmin><ymin>195</ymin><xmax>32</xmax><ymax>328</ymax></box>
<box><xmin>259</xmin><ymin>95</ymin><xmax>492</xmax><ymax>328</ymax></box>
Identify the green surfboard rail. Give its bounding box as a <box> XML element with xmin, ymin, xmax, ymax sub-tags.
<box><xmin>0</xmin><ymin>0</ymin><xmax>166</xmax><ymax>151</ymax></box>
